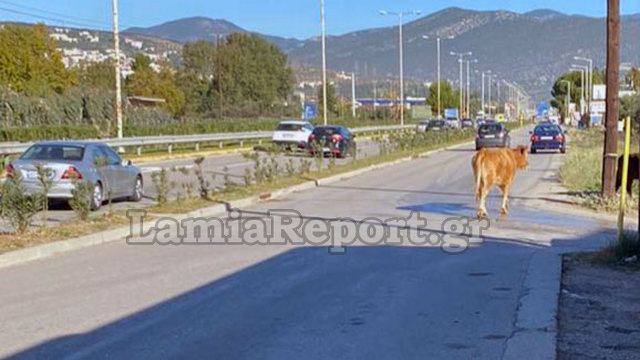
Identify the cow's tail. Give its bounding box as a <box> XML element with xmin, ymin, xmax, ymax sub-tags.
<box><xmin>473</xmin><ymin>152</ymin><xmax>483</xmax><ymax>200</ymax></box>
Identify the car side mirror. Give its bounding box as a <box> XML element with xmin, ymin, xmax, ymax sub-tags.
<box><xmin>122</xmin><ymin>160</ymin><xmax>132</xmax><ymax>167</ymax></box>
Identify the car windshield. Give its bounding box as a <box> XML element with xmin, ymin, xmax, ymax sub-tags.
<box><xmin>277</xmin><ymin>123</ymin><xmax>304</xmax><ymax>131</ymax></box>
<box><xmin>534</xmin><ymin>125</ymin><xmax>560</xmax><ymax>135</ymax></box>
<box><xmin>429</xmin><ymin>120</ymin><xmax>445</xmax><ymax>127</ymax></box>
<box><xmin>312</xmin><ymin>127</ymin><xmax>340</xmax><ymax>136</ymax></box>
<box><xmin>479</xmin><ymin>124</ymin><xmax>503</xmax><ymax>135</ymax></box>
<box><xmin>21</xmin><ymin>145</ymin><xmax>84</xmax><ymax>161</ymax></box>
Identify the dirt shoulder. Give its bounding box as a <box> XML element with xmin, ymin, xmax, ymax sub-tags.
<box><xmin>557</xmin><ymin>254</ymin><xmax>640</xmax><ymax>360</ymax></box>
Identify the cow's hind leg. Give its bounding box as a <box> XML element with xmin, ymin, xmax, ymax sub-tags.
<box><xmin>499</xmin><ymin>184</ymin><xmax>510</xmax><ymax>217</ymax></box>
<box><xmin>477</xmin><ymin>184</ymin><xmax>490</xmax><ymax>219</ymax></box>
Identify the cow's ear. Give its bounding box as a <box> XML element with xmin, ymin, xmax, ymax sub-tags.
<box><xmin>519</xmin><ymin>146</ymin><xmax>528</xmax><ymax>155</ymax></box>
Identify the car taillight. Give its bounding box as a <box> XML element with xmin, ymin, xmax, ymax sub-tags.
<box><xmin>555</xmin><ymin>134</ymin><xmax>564</xmax><ymax>142</ymax></box>
<box><xmin>309</xmin><ymin>134</ymin><xmax>316</xmax><ymax>142</ymax></box>
<box><xmin>497</xmin><ymin>132</ymin><xmax>504</xmax><ymax>138</ymax></box>
<box><xmin>4</xmin><ymin>163</ymin><xmax>14</xmax><ymax>177</ymax></box>
<box><xmin>531</xmin><ymin>135</ymin><xmax>540</xmax><ymax>142</ymax></box>
<box><xmin>61</xmin><ymin>166</ymin><xmax>82</xmax><ymax>180</ymax></box>
<box><xmin>332</xmin><ymin>134</ymin><xmax>344</xmax><ymax>143</ymax></box>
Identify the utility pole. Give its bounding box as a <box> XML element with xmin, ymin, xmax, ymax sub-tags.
<box><xmin>112</xmin><ymin>0</ymin><xmax>123</xmax><ymax>139</ymax></box>
<box><xmin>488</xmin><ymin>74</ymin><xmax>493</xmax><ymax>116</ymax></box>
<box><xmin>320</xmin><ymin>0</ymin><xmax>328</xmax><ymax>126</ymax></box>
<box><xmin>603</xmin><ymin>0</ymin><xmax>620</xmax><ymax>197</ymax></box>
<box><xmin>351</xmin><ymin>72</ymin><xmax>356</xmax><ymax>118</ymax></box>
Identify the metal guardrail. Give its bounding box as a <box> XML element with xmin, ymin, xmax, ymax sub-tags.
<box><xmin>0</xmin><ymin>124</ymin><xmax>414</xmax><ymax>156</ymax></box>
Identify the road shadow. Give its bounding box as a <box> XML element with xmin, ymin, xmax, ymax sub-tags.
<box><xmin>5</xmin><ymin>226</ymin><xmax>615</xmax><ymax>359</ymax></box>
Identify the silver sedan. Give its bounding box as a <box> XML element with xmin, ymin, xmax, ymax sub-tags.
<box><xmin>7</xmin><ymin>141</ymin><xmax>143</xmax><ymax>210</ymax></box>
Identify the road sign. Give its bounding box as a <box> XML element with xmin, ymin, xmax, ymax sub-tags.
<box><xmin>444</xmin><ymin>108</ymin><xmax>459</xmax><ymax>119</ymax></box>
<box><xmin>593</xmin><ymin>85</ymin><xmax>606</xmax><ymax>100</ymax></box>
<box><xmin>303</xmin><ymin>103</ymin><xmax>318</xmax><ymax>120</ymax></box>
<box><xmin>590</xmin><ymin>101</ymin><xmax>605</xmax><ymax>113</ymax></box>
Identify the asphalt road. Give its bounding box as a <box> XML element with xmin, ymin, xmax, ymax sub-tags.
<box><xmin>0</xmin><ymin>128</ymin><xmax>616</xmax><ymax>359</ymax></box>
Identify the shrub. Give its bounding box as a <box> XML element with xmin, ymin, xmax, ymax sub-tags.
<box><xmin>151</xmin><ymin>168</ymin><xmax>170</xmax><ymax>204</ymax></box>
<box><xmin>69</xmin><ymin>180</ymin><xmax>94</xmax><ymax>221</ymax></box>
<box><xmin>0</xmin><ymin>172</ymin><xmax>43</xmax><ymax>233</ymax></box>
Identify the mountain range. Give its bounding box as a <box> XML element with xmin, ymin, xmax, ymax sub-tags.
<box><xmin>123</xmin><ymin>8</ymin><xmax>640</xmax><ymax>100</ymax></box>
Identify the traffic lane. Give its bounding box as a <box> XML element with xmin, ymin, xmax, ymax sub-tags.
<box><xmin>0</xmin><ymin>127</ymin><xmax>604</xmax><ymax>358</ymax></box>
<box><xmin>6</xmin><ymin>244</ymin><xmax>534</xmax><ymax>359</ymax></box>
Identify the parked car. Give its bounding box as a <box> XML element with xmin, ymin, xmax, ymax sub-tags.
<box><xmin>307</xmin><ymin>125</ymin><xmax>355</xmax><ymax>158</ymax></box>
<box><xmin>475</xmin><ymin>123</ymin><xmax>511</xmax><ymax>150</ymax></box>
<box><xmin>272</xmin><ymin>120</ymin><xmax>314</xmax><ymax>150</ymax></box>
<box><xmin>530</xmin><ymin>123</ymin><xmax>566</xmax><ymax>154</ymax></box>
<box><xmin>416</xmin><ymin>120</ymin><xmax>431</xmax><ymax>133</ymax></box>
<box><xmin>6</xmin><ymin>141</ymin><xmax>143</xmax><ymax>210</ymax></box>
<box><xmin>445</xmin><ymin>118</ymin><xmax>461</xmax><ymax>129</ymax></box>
<box><xmin>425</xmin><ymin>119</ymin><xmax>447</xmax><ymax>131</ymax></box>
<box><xmin>461</xmin><ymin>118</ymin><xmax>475</xmax><ymax>129</ymax></box>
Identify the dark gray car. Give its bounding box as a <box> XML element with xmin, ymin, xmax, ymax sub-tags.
<box><xmin>8</xmin><ymin>141</ymin><xmax>143</xmax><ymax>210</ymax></box>
<box><xmin>475</xmin><ymin>123</ymin><xmax>511</xmax><ymax>150</ymax></box>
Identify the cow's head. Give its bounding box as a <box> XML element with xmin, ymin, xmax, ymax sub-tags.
<box><xmin>512</xmin><ymin>145</ymin><xmax>529</xmax><ymax>170</ymax></box>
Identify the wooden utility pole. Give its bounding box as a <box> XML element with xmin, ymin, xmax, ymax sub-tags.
<box><xmin>602</xmin><ymin>0</ymin><xmax>620</xmax><ymax>197</ymax></box>
<box><xmin>112</xmin><ymin>0</ymin><xmax>123</xmax><ymax>139</ymax></box>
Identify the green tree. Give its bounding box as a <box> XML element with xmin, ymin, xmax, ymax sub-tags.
<box><xmin>0</xmin><ymin>24</ymin><xmax>75</xmax><ymax>95</ymax></box>
<box><xmin>317</xmin><ymin>82</ymin><xmax>338</xmax><ymax>118</ymax></box>
<box><xmin>627</xmin><ymin>67</ymin><xmax>640</xmax><ymax>91</ymax></box>
<box><xmin>78</xmin><ymin>60</ymin><xmax>115</xmax><ymax>90</ymax></box>
<box><xmin>551</xmin><ymin>71</ymin><xmax>583</xmax><ymax>117</ymax></box>
<box><xmin>126</xmin><ymin>54</ymin><xmax>186</xmax><ymax>117</ymax></box>
<box><xmin>426</xmin><ymin>81</ymin><xmax>460</xmax><ymax>116</ymax></box>
<box><xmin>176</xmin><ymin>41</ymin><xmax>217</xmax><ymax>115</ymax></box>
<box><xmin>211</xmin><ymin>33</ymin><xmax>294</xmax><ymax>116</ymax></box>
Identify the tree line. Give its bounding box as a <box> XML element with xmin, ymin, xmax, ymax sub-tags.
<box><xmin>0</xmin><ymin>24</ymin><xmax>297</xmax><ymax>138</ymax></box>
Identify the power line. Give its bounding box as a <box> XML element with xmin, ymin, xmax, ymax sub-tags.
<box><xmin>0</xmin><ymin>5</ymin><xmax>111</xmax><ymax>31</ymax></box>
<box><xmin>0</xmin><ymin>0</ymin><xmax>110</xmax><ymax>27</ymax></box>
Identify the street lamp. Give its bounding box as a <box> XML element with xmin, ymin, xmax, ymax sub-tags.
<box><xmin>380</xmin><ymin>10</ymin><xmax>421</xmax><ymax>126</ymax></box>
<box><xmin>574</xmin><ymin>56</ymin><xmax>593</xmax><ymax>108</ymax></box>
<box><xmin>486</xmin><ymin>72</ymin><xmax>495</xmax><ymax>116</ymax></box>
<box><xmin>570</xmin><ymin>65</ymin><xmax>587</xmax><ymax>114</ymax></box>
<box><xmin>561</xmin><ymin>80</ymin><xmax>572</xmax><ymax>124</ymax></box>
<box><xmin>320</xmin><ymin>0</ymin><xmax>328</xmax><ymax>125</ymax></box>
<box><xmin>466</xmin><ymin>59</ymin><xmax>478</xmax><ymax>118</ymax></box>
<box><xmin>480</xmin><ymin>70</ymin><xmax>491</xmax><ymax>117</ymax></box>
<box><xmin>422</xmin><ymin>35</ymin><xmax>454</xmax><ymax>118</ymax></box>
<box><xmin>450</xmin><ymin>51</ymin><xmax>472</xmax><ymax>118</ymax></box>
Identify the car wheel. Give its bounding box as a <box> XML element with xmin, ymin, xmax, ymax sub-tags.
<box><xmin>531</xmin><ymin>148</ymin><xmax>537</xmax><ymax>154</ymax></box>
<box><xmin>91</xmin><ymin>182</ymin><xmax>103</xmax><ymax>211</ymax></box>
<box><xmin>129</xmin><ymin>176</ymin><xmax>143</xmax><ymax>202</ymax></box>
<box><xmin>560</xmin><ymin>147</ymin><xmax>566</xmax><ymax>154</ymax></box>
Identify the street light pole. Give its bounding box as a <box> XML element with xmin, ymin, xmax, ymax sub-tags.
<box><xmin>112</xmin><ymin>0</ymin><xmax>123</xmax><ymax>140</ymax></box>
<box><xmin>450</xmin><ymin>51</ymin><xmax>472</xmax><ymax>119</ymax></box>
<box><xmin>320</xmin><ymin>0</ymin><xmax>328</xmax><ymax>125</ymax></box>
<box><xmin>437</xmin><ymin>38</ymin><xmax>441</xmax><ymax>118</ymax></box>
<box><xmin>380</xmin><ymin>10</ymin><xmax>421</xmax><ymax>126</ymax></box>
<box><xmin>351</xmin><ymin>72</ymin><xmax>356</xmax><ymax>118</ymax></box>
<box><xmin>465</xmin><ymin>59</ymin><xmax>477</xmax><ymax>118</ymax></box>
<box><xmin>561</xmin><ymin>80</ymin><xmax>571</xmax><ymax>124</ymax></box>
<box><xmin>571</xmin><ymin>66</ymin><xmax>586</xmax><ymax>114</ymax></box>
<box><xmin>575</xmin><ymin>56</ymin><xmax>593</xmax><ymax>109</ymax></box>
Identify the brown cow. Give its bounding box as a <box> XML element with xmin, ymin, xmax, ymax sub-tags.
<box><xmin>472</xmin><ymin>146</ymin><xmax>529</xmax><ymax>219</ymax></box>
<box><xmin>616</xmin><ymin>153</ymin><xmax>639</xmax><ymax>196</ymax></box>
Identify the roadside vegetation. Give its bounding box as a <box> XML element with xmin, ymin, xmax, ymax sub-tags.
<box><xmin>0</xmin><ymin>127</ymin><xmax>483</xmax><ymax>253</ymax></box>
<box><xmin>560</xmin><ymin>128</ymin><xmax>639</xmax><ymax>212</ymax></box>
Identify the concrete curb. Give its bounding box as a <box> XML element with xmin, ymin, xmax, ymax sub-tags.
<box><xmin>503</xmin><ymin>251</ymin><xmax>562</xmax><ymax>360</ymax></box>
<box><xmin>0</xmin><ymin>140</ymin><xmax>473</xmax><ymax>269</ymax></box>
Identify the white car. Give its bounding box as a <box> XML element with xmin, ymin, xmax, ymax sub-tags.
<box><xmin>272</xmin><ymin>121</ymin><xmax>315</xmax><ymax>150</ymax></box>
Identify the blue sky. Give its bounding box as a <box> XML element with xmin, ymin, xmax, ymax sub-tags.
<box><xmin>0</xmin><ymin>0</ymin><xmax>638</xmax><ymax>39</ymax></box>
